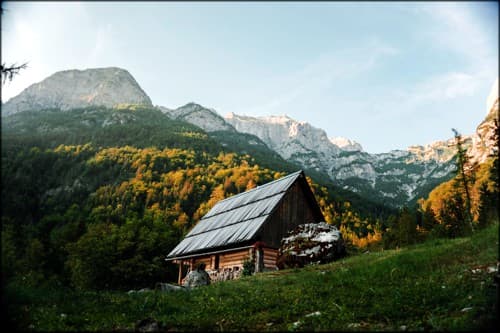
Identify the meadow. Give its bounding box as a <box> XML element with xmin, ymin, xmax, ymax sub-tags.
<box><xmin>5</xmin><ymin>222</ymin><xmax>498</xmax><ymax>332</ymax></box>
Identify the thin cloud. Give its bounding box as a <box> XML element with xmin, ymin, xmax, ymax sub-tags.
<box><xmin>238</xmin><ymin>39</ymin><xmax>400</xmax><ymax>116</ymax></box>
<box><xmin>370</xmin><ymin>3</ymin><xmax>497</xmax><ymax>118</ymax></box>
<box><xmin>423</xmin><ymin>2</ymin><xmax>497</xmax><ymax>73</ymax></box>
<box><xmin>87</xmin><ymin>23</ymin><xmax>114</xmax><ymax>68</ymax></box>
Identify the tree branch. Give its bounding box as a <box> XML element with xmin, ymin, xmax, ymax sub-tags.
<box><xmin>1</xmin><ymin>63</ymin><xmax>28</xmax><ymax>84</ymax></box>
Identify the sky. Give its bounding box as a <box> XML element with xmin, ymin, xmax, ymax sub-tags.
<box><xmin>1</xmin><ymin>1</ymin><xmax>498</xmax><ymax>154</ymax></box>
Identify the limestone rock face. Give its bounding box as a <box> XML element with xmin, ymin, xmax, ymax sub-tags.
<box><xmin>226</xmin><ymin>113</ymin><xmax>342</xmax><ymax>161</ymax></box>
<box><xmin>159</xmin><ymin>102</ymin><xmax>235</xmax><ymax>132</ymax></box>
<box><xmin>277</xmin><ymin>222</ymin><xmax>346</xmax><ymax>269</ymax></box>
<box><xmin>330</xmin><ymin>136</ymin><xmax>363</xmax><ymax>152</ymax></box>
<box><xmin>2</xmin><ymin>67</ymin><xmax>152</xmax><ymax>116</ymax></box>
<box><xmin>224</xmin><ymin>111</ymin><xmax>459</xmax><ymax>206</ymax></box>
<box><xmin>468</xmin><ymin>79</ymin><xmax>499</xmax><ymax>166</ymax></box>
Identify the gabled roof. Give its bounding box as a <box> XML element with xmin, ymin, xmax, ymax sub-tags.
<box><xmin>166</xmin><ymin>170</ymin><xmax>310</xmax><ymax>260</ymax></box>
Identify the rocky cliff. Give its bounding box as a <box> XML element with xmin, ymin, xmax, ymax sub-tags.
<box><xmin>224</xmin><ymin>111</ymin><xmax>464</xmax><ymax>206</ymax></box>
<box><xmin>225</xmin><ymin>112</ymin><xmax>346</xmax><ymax>174</ymax></box>
<box><xmin>159</xmin><ymin>103</ymin><xmax>235</xmax><ymax>132</ymax></box>
<box><xmin>468</xmin><ymin>78</ymin><xmax>499</xmax><ymax>167</ymax></box>
<box><xmin>1</xmin><ymin>67</ymin><xmax>152</xmax><ymax>116</ymax></box>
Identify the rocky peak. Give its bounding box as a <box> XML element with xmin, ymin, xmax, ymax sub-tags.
<box><xmin>1</xmin><ymin>67</ymin><xmax>153</xmax><ymax>116</ymax></box>
<box><xmin>224</xmin><ymin>111</ymin><xmax>464</xmax><ymax>206</ymax></box>
<box><xmin>406</xmin><ymin>138</ymin><xmax>458</xmax><ymax>163</ymax></box>
<box><xmin>224</xmin><ymin>113</ymin><xmax>340</xmax><ymax>159</ymax></box>
<box><xmin>159</xmin><ymin>102</ymin><xmax>235</xmax><ymax>132</ymax></box>
<box><xmin>330</xmin><ymin>137</ymin><xmax>363</xmax><ymax>152</ymax></box>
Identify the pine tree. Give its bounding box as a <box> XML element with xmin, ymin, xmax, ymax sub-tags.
<box><xmin>452</xmin><ymin>128</ymin><xmax>474</xmax><ymax>233</ymax></box>
<box><xmin>397</xmin><ymin>207</ymin><xmax>417</xmax><ymax>246</ymax></box>
<box><xmin>422</xmin><ymin>204</ymin><xmax>438</xmax><ymax>232</ymax></box>
<box><xmin>440</xmin><ymin>185</ymin><xmax>471</xmax><ymax>238</ymax></box>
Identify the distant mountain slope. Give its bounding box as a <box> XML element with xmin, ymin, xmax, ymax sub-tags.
<box><xmin>226</xmin><ymin>113</ymin><xmax>343</xmax><ymax>163</ymax></box>
<box><xmin>224</xmin><ymin>112</ymin><xmax>462</xmax><ymax>207</ymax></box>
<box><xmin>1</xmin><ymin>67</ymin><xmax>152</xmax><ymax>116</ymax></box>
<box><xmin>158</xmin><ymin>103</ymin><xmax>235</xmax><ymax>132</ymax></box>
<box><xmin>0</xmin><ymin>106</ymin><xmax>216</xmax><ymax>153</ymax></box>
<box><xmin>4</xmin><ymin>66</ymin><xmax>495</xmax><ymax>209</ymax></box>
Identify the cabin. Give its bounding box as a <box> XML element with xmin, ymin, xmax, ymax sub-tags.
<box><xmin>165</xmin><ymin>170</ymin><xmax>325</xmax><ymax>284</ymax></box>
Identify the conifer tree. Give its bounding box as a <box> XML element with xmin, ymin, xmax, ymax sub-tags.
<box><xmin>452</xmin><ymin>128</ymin><xmax>474</xmax><ymax>233</ymax></box>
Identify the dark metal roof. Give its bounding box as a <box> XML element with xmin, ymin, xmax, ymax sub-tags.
<box><xmin>166</xmin><ymin>170</ymin><xmax>305</xmax><ymax>259</ymax></box>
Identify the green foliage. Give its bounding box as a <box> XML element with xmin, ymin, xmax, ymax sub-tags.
<box><xmin>242</xmin><ymin>258</ymin><xmax>255</xmax><ymax>276</ymax></box>
<box><xmin>382</xmin><ymin>207</ymin><xmax>418</xmax><ymax>248</ymax></box>
<box><xmin>439</xmin><ymin>184</ymin><xmax>472</xmax><ymax>238</ymax></box>
<box><xmin>4</xmin><ymin>111</ymin><xmax>368</xmax><ymax>289</ymax></box>
<box><xmin>1</xmin><ymin>106</ymin><xmax>217</xmax><ymax>152</ymax></box>
<box><xmin>418</xmin><ymin>121</ymin><xmax>499</xmax><ymax>239</ymax></box>
<box><xmin>4</xmin><ymin>104</ymin><xmax>495</xmax><ymax>292</ymax></box>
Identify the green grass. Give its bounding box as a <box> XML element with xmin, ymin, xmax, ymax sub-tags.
<box><xmin>5</xmin><ymin>222</ymin><xmax>498</xmax><ymax>331</ymax></box>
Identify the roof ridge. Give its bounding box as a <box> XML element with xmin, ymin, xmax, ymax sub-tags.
<box><xmin>214</xmin><ymin>169</ymin><xmax>303</xmax><ymax>205</ymax></box>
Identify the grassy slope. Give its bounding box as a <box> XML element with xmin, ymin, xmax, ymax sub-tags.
<box><xmin>5</xmin><ymin>222</ymin><xmax>498</xmax><ymax>332</ymax></box>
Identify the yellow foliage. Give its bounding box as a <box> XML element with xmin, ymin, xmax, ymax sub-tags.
<box><xmin>422</xmin><ymin>156</ymin><xmax>497</xmax><ymax>225</ymax></box>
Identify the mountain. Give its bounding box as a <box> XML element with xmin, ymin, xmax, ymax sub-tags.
<box><xmin>158</xmin><ymin>103</ymin><xmax>235</xmax><ymax>132</ymax></box>
<box><xmin>468</xmin><ymin>78</ymin><xmax>499</xmax><ymax>167</ymax></box>
<box><xmin>0</xmin><ymin>105</ymin><xmax>219</xmax><ymax>152</ymax></box>
<box><xmin>1</xmin><ymin>67</ymin><xmax>152</xmax><ymax>116</ymax></box>
<box><xmin>223</xmin><ymin>112</ymin><xmax>462</xmax><ymax>207</ymax></box>
<box><xmin>158</xmin><ymin>103</ymin><xmax>310</xmax><ymax>176</ymax></box>
<box><xmin>156</xmin><ymin>103</ymin><xmax>394</xmax><ymax>214</ymax></box>
<box><xmin>225</xmin><ymin>113</ymin><xmax>342</xmax><ymax>164</ymax></box>
<box><xmin>3</xmin><ymin>66</ymin><xmax>495</xmax><ymax>208</ymax></box>
<box><xmin>221</xmin><ymin>79</ymin><xmax>497</xmax><ymax>207</ymax></box>
<box><xmin>155</xmin><ymin>95</ymin><xmax>495</xmax><ymax>208</ymax></box>
<box><xmin>3</xmin><ymin>67</ymin><xmax>496</xmax><ymax>298</ymax></box>
<box><xmin>329</xmin><ymin>137</ymin><xmax>363</xmax><ymax>152</ymax></box>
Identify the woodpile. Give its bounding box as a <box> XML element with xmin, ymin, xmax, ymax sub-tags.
<box><xmin>277</xmin><ymin>222</ymin><xmax>346</xmax><ymax>269</ymax></box>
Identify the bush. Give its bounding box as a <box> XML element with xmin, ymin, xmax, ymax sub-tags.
<box><xmin>242</xmin><ymin>258</ymin><xmax>254</xmax><ymax>276</ymax></box>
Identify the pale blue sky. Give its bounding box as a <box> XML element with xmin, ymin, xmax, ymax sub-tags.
<box><xmin>1</xmin><ymin>1</ymin><xmax>498</xmax><ymax>153</ymax></box>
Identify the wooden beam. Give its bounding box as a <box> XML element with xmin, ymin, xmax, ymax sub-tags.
<box><xmin>177</xmin><ymin>261</ymin><xmax>183</xmax><ymax>285</ymax></box>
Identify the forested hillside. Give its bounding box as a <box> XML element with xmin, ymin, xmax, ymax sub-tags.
<box><xmin>1</xmin><ymin>106</ymin><xmax>389</xmax><ymax>290</ymax></box>
<box><xmin>419</xmin><ymin>132</ymin><xmax>499</xmax><ymax>238</ymax></box>
<box><xmin>2</xmin><ymin>105</ymin><xmax>498</xmax><ymax>290</ymax></box>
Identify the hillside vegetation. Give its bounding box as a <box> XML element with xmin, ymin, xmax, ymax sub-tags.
<box><xmin>2</xmin><ymin>105</ymin><xmax>499</xmax><ymax>332</ymax></box>
<box><xmin>5</xmin><ymin>222</ymin><xmax>498</xmax><ymax>331</ymax></box>
<box><xmin>1</xmin><ymin>106</ymin><xmax>389</xmax><ymax>290</ymax></box>
<box><xmin>2</xmin><ymin>105</ymin><xmax>498</xmax><ymax>290</ymax></box>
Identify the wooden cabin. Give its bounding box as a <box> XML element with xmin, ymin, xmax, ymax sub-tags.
<box><xmin>165</xmin><ymin>170</ymin><xmax>325</xmax><ymax>284</ymax></box>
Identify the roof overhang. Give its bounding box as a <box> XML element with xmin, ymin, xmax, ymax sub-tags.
<box><xmin>165</xmin><ymin>244</ymin><xmax>254</xmax><ymax>262</ymax></box>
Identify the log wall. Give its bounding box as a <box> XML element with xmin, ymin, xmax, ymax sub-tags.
<box><xmin>192</xmin><ymin>256</ymin><xmax>212</xmax><ymax>269</ymax></box>
<box><xmin>219</xmin><ymin>248</ymin><xmax>252</xmax><ymax>269</ymax></box>
<box><xmin>263</xmin><ymin>247</ymin><xmax>278</xmax><ymax>270</ymax></box>
<box><xmin>184</xmin><ymin>246</ymin><xmax>278</xmax><ymax>283</ymax></box>
<box><xmin>190</xmin><ymin>248</ymin><xmax>251</xmax><ymax>271</ymax></box>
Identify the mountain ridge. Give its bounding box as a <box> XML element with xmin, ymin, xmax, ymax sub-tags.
<box><xmin>2</xmin><ymin>66</ymin><xmax>497</xmax><ymax>207</ymax></box>
<box><xmin>1</xmin><ymin>67</ymin><xmax>152</xmax><ymax>116</ymax></box>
